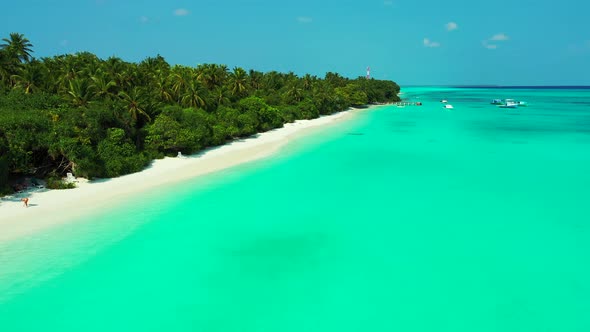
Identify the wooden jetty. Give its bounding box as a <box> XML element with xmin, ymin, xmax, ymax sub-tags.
<box><xmin>394</xmin><ymin>101</ymin><xmax>422</xmax><ymax>106</ymax></box>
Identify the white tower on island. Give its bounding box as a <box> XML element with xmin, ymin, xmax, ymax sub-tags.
<box><xmin>366</xmin><ymin>66</ymin><xmax>371</xmax><ymax>79</ymax></box>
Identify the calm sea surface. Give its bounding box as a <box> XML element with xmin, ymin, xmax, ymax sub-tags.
<box><xmin>1</xmin><ymin>87</ymin><xmax>589</xmax><ymax>331</ymax></box>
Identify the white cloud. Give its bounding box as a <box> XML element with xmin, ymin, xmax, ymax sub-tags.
<box><xmin>174</xmin><ymin>8</ymin><xmax>190</xmax><ymax>16</ymax></box>
<box><xmin>297</xmin><ymin>16</ymin><xmax>313</xmax><ymax>23</ymax></box>
<box><xmin>482</xmin><ymin>41</ymin><xmax>497</xmax><ymax>49</ymax></box>
<box><xmin>482</xmin><ymin>33</ymin><xmax>509</xmax><ymax>49</ymax></box>
<box><xmin>445</xmin><ymin>22</ymin><xmax>458</xmax><ymax>31</ymax></box>
<box><xmin>490</xmin><ymin>33</ymin><xmax>509</xmax><ymax>41</ymax></box>
<box><xmin>423</xmin><ymin>38</ymin><xmax>441</xmax><ymax>48</ymax></box>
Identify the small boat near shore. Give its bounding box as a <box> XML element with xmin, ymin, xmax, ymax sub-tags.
<box><xmin>498</xmin><ymin>99</ymin><xmax>518</xmax><ymax>108</ymax></box>
<box><xmin>443</xmin><ymin>104</ymin><xmax>454</xmax><ymax>109</ymax></box>
<box><xmin>393</xmin><ymin>101</ymin><xmax>423</xmax><ymax>107</ymax></box>
<box><xmin>492</xmin><ymin>98</ymin><xmax>528</xmax><ymax>108</ymax></box>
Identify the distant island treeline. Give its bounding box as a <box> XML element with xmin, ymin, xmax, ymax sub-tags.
<box><xmin>0</xmin><ymin>33</ymin><xmax>400</xmax><ymax>194</ymax></box>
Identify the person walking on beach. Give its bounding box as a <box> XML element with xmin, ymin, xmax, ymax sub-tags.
<box><xmin>21</xmin><ymin>197</ymin><xmax>29</xmax><ymax>207</ymax></box>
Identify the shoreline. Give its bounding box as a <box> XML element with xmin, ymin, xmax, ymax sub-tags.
<box><xmin>0</xmin><ymin>106</ymin><xmax>377</xmax><ymax>243</ymax></box>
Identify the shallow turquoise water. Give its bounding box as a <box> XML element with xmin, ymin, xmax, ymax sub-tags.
<box><xmin>1</xmin><ymin>87</ymin><xmax>589</xmax><ymax>331</ymax></box>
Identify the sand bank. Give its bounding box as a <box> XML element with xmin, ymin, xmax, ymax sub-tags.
<box><xmin>0</xmin><ymin>107</ymin><xmax>371</xmax><ymax>243</ymax></box>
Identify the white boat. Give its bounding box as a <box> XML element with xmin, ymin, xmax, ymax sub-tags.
<box><xmin>444</xmin><ymin>104</ymin><xmax>454</xmax><ymax>109</ymax></box>
<box><xmin>498</xmin><ymin>99</ymin><xmax>518</xmax><ymax>108</ymax></box>
<box><xmin>498</xmin><ymin>102</ymin><xmax>518</xmax><ymax>108</ymax></box>
<box><xmin>440</xmin><ymin>99</ymin><xmax>448</xmax><ymax>103</ymax></box>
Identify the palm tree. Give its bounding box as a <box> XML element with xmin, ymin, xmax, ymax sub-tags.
<box><xmin>324</xmin><ymin>72</ymin><xmax>347</xmax><ymax>87</ymax></box>
<box><xmin>40</xmin><ymin>56</ymin><xmax>64</xmax><ymax>93</ymax></box>
<box><xmin>155</xmin><ymin>74</ymin><xmax>173</xmax><ymax>103</ymax></box>
<box><xmin>0</xmin><ymin>50</ymin><xmax>11</xmax><ymax>88</ymax></box>
<box><xmin>211</xmin><ymin>86</ymin><xmax>231</xmax><ymax>108</ymax></box>
<box><xmin>104</xmin><ymin>56</ymin><xmax>125</xmax><ymax>77</ymax></box>
<box><xmin>139</xmin><ymin>55</ymin><xmax>168</xmax><ymax>75</ymax></box>
<box><xmin>228</xmin><ymin>67</ymin><xmax>248</xmax><ymax>98</ymax></box>
<box><xmin>10</xmin><ymin>60</ymin><xmax>46</xmax><ymax>94</ymax></box>
<box><xmin>54</xmin><ymin>55</ymin><xmax>83</xmax><ymax>95</ymax></box>
<box><xmin>104</xmin><ymin>56</ymin><xmax>135</xmax><ymax>91</ymax></box>
<box><xmin>262</xmin><ymin>71</ymin><xmax>284</xmax><ymax>90</ymax></box>
<box><xmin>285</xmin><ymin>71</ymin><xmax>298</xmax><ymax>82</ymax></box>
<box><xmin>248</xmin><ymin>69</ymin><xmax>263</xmax><ymax>91</ymax></box>
<box><xmin>0</xmin><ymin>33</ymin><xmax>33</xmax><ymax>63</ymax></box>
<box><xmin>302</xmin><ymin>74</ymin><xmax>315</xmax><ymax>91</ymax></box>
<box><xmin>118</xmin><ymin>87</ymin><xmax>151</xmax><ymax>123</ymax></box>
<box><xmin>170</xmin><ymin>66</ymin><xmax>192</xmax><ymax>103</ymax></box>
<box><xmin>90</xmin><ymin>71</ymin><xmax>117</xmax><ymax>101</ymax></box>
<box><xmin>285</xmin><ymin>82</ymin><xmax>304</xmax><ymax>103</ymax></box>
<box><xmin>138</xmin><ymin>55</ymin><xmax>169</xmax><ymax>87</ymax></box>
<box><xmin>66</xmin><ymin>78</ymin><xmax>93</xmax><ymax>107</ymax></box>
<box><xmin>118</xmin><ymin>87</ymin><xmax>153</xmax><ymax>148</ymax></box>
<box><xmin>197</xmin><ymin>63</ymin><xmax>228</xmax><ymax>90</ymax></box>
<box><xmin>181</xmin><ymin>80</ymin><xmax>207</xmax><ymax>108</ymax></box>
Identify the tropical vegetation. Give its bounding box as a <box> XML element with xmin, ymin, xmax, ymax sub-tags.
<box><xmin>0</xmin><ymin>33</ymin><xmax>400</xmax><ymax>194</ymax></box>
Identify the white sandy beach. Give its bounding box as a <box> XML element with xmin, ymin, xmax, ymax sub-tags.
<box><xmin>0</xmin><ymin>107</ymin><xmax>370</xmax><ymax>243</ymax></box>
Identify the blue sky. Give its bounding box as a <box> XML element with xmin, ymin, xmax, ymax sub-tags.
<box><xmin>1</xmin><ymin>0</ymin><xmax>589</xmax><ymax>86</ymax></box>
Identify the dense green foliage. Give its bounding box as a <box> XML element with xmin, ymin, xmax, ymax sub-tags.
<box><xmin>0</xmin><ymin>33</ymin><xmax>400</xmax><ymax>193</ymax></box>
<box><xmin>45</xmin><ymin>176</ymin><xmax>76</xmax><ymax>190</ymax></box>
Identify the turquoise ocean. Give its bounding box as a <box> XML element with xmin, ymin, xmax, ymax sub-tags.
<box><xmin>1</xmin><ymin>87</ymin><xmax>589</xmax><ymax>331</ymax></box>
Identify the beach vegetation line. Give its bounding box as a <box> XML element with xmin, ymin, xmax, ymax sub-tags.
<box><xmin>0</xmin><ymin>33</ymin><xmax>400</xmax><ymax>195</ymax></box>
